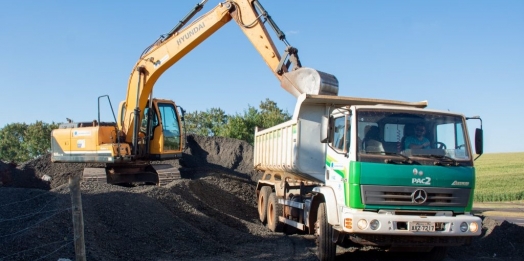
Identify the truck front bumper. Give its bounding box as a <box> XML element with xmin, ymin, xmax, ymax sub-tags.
<box><xmin>337</xmin><ymin>210</ymin><xmax>482</xmax><ymax>237</ymax></box>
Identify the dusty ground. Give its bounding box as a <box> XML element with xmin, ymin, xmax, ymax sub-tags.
<box><xmin>0</xmin><ymin>134</ymin><xmax>523</xmax><ymax>261</ymax></box>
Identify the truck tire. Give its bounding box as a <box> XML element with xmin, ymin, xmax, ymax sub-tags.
<box><xmin>266</xmin><ymin>192</ymin><xmax>284</xmax><ymax>232</ymax></box>
<box><xmin>315</xmin><ymin>202</ymin><xmax>336</xmax><ymax>261</ymax></box>
<box><xmin>425</xmin><ymin>246</ymin><xmax>448</xmax><ymax>261</ymax></box>
<box><xmin>258</xmin><ymin>186</ymin><xmax>271</xmax><ymax>223</ymax></box>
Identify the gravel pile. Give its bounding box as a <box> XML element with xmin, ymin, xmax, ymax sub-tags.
<box><xmin>0</xmin><ymin>134</ymin><xmax>522</xmax><ymax>261</ymax></box>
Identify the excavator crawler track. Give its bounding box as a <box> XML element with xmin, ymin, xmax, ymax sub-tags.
<box><xmin>152</xmin><ymin>164</ymin><xmax>181</xmax><ymax>186</ymax></box>
<box><xmin>82</xmin><ymin>164</ymin><xmax>181</xmax><ymax>186</ymax></box>
<box><xmin>83</xmin><ymin>168</ymin><xmax>108</xmax><ymax>184</ymax></box>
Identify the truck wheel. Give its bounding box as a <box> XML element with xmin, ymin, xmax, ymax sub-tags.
<box><xmin>315</xmin><ymin>202</ymin><xmax>336</xmax><ymax>261</ymax></box>
<box><xmin>266</xmin><ymin>192</ymin><xmax>284</xmax><ymax>232</ymax></box>
<box><xmin>425</xmin><ymin>246</ymin><xmax>448</xmax><ymax>261</ymax></box>
<box><xmin>258</xmin><ymin>186</ymin><xmax>271</xmax><ymax>223</ymax></box>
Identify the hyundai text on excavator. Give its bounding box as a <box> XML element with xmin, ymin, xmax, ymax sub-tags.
<box><xmin>50</xmin><ymin>0</ymin><xmax>339</xmax><ymax>186</ymax></box>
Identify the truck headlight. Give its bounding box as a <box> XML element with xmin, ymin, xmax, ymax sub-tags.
<box><xmin>357</xmin><ymin>219</ymin><xmax>368</xmax><ymax>230</ymax></box>
<box><xmin>370</xmin><ymin>219</ymin><xmax>380</xmax><ymax>230</ymax></box>
<box><xmin>460</xmin><ymin>222</ymin><xmax>469</xmax><ymax>232</ymax></box>
<box><xmin>469</xmin><ymin>222</ymin><xmax>479</xmax><ymax>233</ymax></box>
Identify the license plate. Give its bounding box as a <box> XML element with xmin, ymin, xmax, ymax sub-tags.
<box><xmin>410</xmin><ymin>222</ymin><xmax>435</xmax><ymax>232</ymax></box>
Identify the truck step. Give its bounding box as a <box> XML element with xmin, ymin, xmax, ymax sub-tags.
<box><xmin>279</xmin><ymin>216</ymin><xmax>305</xmax><ymax>231</ymax></box>
<box><xmin>278</xmin><ymin>198</ymin><xmax>305</xmax><ymax>209</ymax></box>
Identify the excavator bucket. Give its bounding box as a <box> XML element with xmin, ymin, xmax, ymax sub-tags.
<box><xmin>281</xmin><ymin>67</ymin><xmax>339</xmax><ymax>97</ymax></box>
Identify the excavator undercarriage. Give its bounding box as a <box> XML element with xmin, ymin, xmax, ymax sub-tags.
<box><xmin>83</xmin><ymin>163</ymin><xmax>180</xmax><ymax>186</ymax></box>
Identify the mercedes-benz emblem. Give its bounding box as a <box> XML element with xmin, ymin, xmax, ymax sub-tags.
<box><xmin>411</xmin><ymin>189</ymin><xmax>428</xmax><ymax>204</ymax></box>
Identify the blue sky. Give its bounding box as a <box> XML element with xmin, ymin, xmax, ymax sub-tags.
<box><xmin>0</xmin><ymin>0</ymin><xmax>522</xmax><ymax>153</ymax></box>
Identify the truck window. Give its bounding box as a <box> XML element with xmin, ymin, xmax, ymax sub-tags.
<box><xmin>436</xmin><ymin>122</ymin><xmax>469</xmax><ymax>158</ymax></box>
<box><xmin>345</xmin><ymin>115</ymin><xmax>352</xmax><ymax>151</ymax></box>
<box><xmin>359</xmin><ymin>123</ymin><xmax>377</xmax><ymax>141</ymax></box>
<box><xmin>332</xmin><ymin>116</ymin><xmax>346</xmax><ymax>151</ymax></box>
<box><xmin>357</xmin><ymin>109</ymin><xmax>471</xmax><ymax>161</ymax></box>
<box><xmin>384</xmin><ymin>123</ymin><xmax>404</xmax><ymax>143</ymax></box>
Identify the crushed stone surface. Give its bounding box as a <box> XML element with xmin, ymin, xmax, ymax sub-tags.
<box><xmin>0</xmin><ymin>134</ymin><xmax>522</xmax><ymax>261</ymax></box>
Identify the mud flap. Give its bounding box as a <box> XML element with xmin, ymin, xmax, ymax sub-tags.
<box><xmin>152</xmin><ymin>164</ymin><xmax>181</xmax><ymax>186</ymax></box>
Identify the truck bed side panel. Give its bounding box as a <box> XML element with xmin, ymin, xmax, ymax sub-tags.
<box><xmin>255</xmin><ymin>104</ymin><xmax>326</xmax><ymax>182</ymax></box>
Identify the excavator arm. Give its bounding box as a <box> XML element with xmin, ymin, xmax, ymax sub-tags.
<box><xmin>120</xmin><ymin>0</ymin><xmax>339</xmax><ymax>143</ymax></box>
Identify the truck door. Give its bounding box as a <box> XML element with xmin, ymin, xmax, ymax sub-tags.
<box><xmin>326</xmin><ymin>113</ymin><xmax>351</xmax><ymax>207</ymax></box>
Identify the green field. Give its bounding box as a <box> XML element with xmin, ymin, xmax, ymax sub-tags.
<box><xmin>474</xmin><ymin>152</ymin><xmax>524</xmax><ymax>202</ymax></box>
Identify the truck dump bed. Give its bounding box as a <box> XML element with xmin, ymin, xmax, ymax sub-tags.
<box><xmin>254</xmin><ymin>117</ymin><xmax>325</xmax><ymax>182</ymax></box>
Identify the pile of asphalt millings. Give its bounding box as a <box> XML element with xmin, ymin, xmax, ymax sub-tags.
<box><xmin>0</xmin><ymin>134</ymin><xmax>523</xmax><ymax>261</ymax></box>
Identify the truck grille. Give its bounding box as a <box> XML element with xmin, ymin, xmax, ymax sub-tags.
<box><xmin>361</xmin><ymin>185</ymin><xmax>470</xmax><ymax>207</ymax></box>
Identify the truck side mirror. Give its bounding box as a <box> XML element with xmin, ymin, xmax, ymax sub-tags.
<box><xmin>320</xmin><ymin>116</ymin><xmax>329</xmax><ymax>143</ymax></box>
<box><xmin>474</xmin><ymin>128</ymin><xmax>483</xmax><ymax>155</ymax></box>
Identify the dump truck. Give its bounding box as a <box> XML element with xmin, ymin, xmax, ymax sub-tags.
<box><xmin>255</xmin><ymin>93</ymin><xmax>484</xmax><ymax>261</ymax></box>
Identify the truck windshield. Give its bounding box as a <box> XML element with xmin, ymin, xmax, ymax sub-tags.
<box><xmin>356</xmin><ymin>109</ymin><xmax>471</xmax><ymax>162</ymax></box>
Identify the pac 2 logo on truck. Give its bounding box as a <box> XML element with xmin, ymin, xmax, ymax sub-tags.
<box><xmin>412</xmin><ymin>177</ymin><xmax>431</xmax><ymax>185</ymax></box>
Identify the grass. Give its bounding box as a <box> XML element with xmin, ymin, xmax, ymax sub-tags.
<box><xmin>474</xmin><ymin>152</ymin><xmax>524</xmax><ymax>202</ymax></box>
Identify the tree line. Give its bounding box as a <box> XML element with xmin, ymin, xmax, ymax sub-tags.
<box><xmin>0</xmin><ymin>98</ymin><xmax>290</xmax><ymax>164</ymax></box>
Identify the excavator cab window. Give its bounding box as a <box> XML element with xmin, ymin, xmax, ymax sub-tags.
<box><xmin>158</xmin><ymin>103</ymin><xmax>181</xmax><ymax>151</ymax></box>
<box><xmin>141</xmin><ymin>107</ymin><xmax>158</xmax><ymax>135</ymax></box>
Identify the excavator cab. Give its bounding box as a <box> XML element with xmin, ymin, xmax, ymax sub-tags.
<box><xmin>52</xmin><ymin>97</ymin><xmax>185</xmax><ymax>186</ymax></box>
<box><xmin>137</xmin><ymin>99</ymin><xmax>184</xmax><ymax>160</ymax></box>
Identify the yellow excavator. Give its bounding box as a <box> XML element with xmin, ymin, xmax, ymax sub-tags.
<box><xmin>51</xmin><ymin>0</ymin><xmax>339</xmax><ymax>186</ymax></box>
